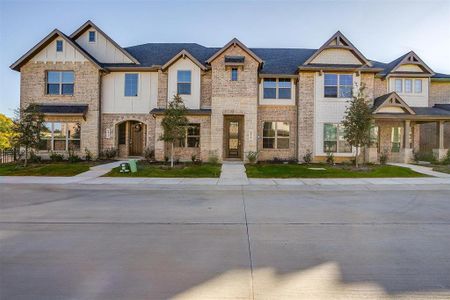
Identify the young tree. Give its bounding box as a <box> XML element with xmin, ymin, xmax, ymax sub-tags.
<box><xmin>0</xmin><ymin>114</ymin><xmax>14</xmax><ymax>150</ymax></box>
<box><xmin>341</xmin><ymin>83</ymin><xmax>373</xmax><ymax>168</ymax></box>
<box><xmin>159</xmin><ymin>95</ymin><xmax>188</xmax><ymax>168</ymax></box>
<box><xmin>12</xmin><ymin>104</ymin><xmax>45</xmax><ymax>167</ymax></box>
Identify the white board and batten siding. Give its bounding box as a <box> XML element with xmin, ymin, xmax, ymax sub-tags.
<box><xmin>167</xmin><ymin>57</ymin><xmax>201</xmax><ymax>109</ymax></box>
<box><xmin>32</xmin><ymin>39</ymin><xmax>88</xmax><ymax>63</ymax></box>
<box><xmin>102</xmin><ymin>72</ymin><xmax>158</xmax><ymax>113</ymax></box>
<box><xmin>314</xmin><ymin>72</ymin><xmax>360</xmax><ymax>157</ymax></box>
<box><xmin>75</xmin><ymin>29</ymin><xmax>133</xmax><ymax>64</ymax></box>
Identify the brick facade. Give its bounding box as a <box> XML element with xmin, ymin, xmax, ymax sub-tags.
<box><xmin>298</xmin><ymin>72</ymin><xmax>315</xmax><ymax>161</ymax></box>
<box><xmin>20</xmin><ymin>61</ymin><xmax>101</xmax><ymax>156</ymax></box>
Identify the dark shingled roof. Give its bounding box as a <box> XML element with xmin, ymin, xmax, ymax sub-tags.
<box><xmin>434</xmin><ymin>104</ymin><xmax>450</xmax><ymax>111</ymax></box>
<box><xmin>372</xmin><ymin>92</ymin><xmax>395</xmax><ymax>111</ymax></box>
<box><xmin>150</xmin><ymin>108</ymin><xmax>211</xmax><ymax>115</ymax></box>
<box><xmin>119</xmin><ymin>43</ymin><xmax>450</xmax><ymax>77</ymax></box>
<box><xmin>411</xmin><ymin>106</ymin><xmax>450</xmax><ymax>116</ymax></box>
<box><xmin>35</xmin><ymin>104</ymin><xmax>88</xmax><ymax>115</ymax></box>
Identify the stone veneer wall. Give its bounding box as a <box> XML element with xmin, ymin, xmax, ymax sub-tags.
<box><xmin>210</xmin><ymin>45</ymin><xmax>259</xmax><ymax>161</ymax></box>
<box><xmin>20</xmin><ymin>61</ymin><xmax>100</xmax><ymax>156</ymax></box>
<box><xmin>200</xmin><ymin>71</ymin><xmax>212</xmax><ymax>108</ymax></box>
<box><xmin>154</xmin><ymin>115</ymin><xmax>211</xmax><ymax>162</ymax></box>
<box><xmin>101</xmin><ymin>113</ymin><xmax>155</xmax><ymax>157</ymax></box>
<box><xmin>429</xmin><ymin>82</ymin><xmax>450</xmax><ymax>106</ymax></box>
<box><xmin>157</xmin><ymin>70</ymin><xmax>168</xmax><ymax>108</ymax></box>
<box><xmin>298</xmin><ymin>72</ymin><xmax>315</xmax><ymax>161</ymax></box>
<box><xmin>257</xmin><ymin>106</ymin><xmax>297</xmax><ymax>161</ymax></box>
<box><xmin>360</xmin><ymin>73</ymin><xmax>374</xmax><ymax>103</ymax></box>
<box><xmin>373</xmin><ymin>77</ymin><xmax>387</xmax><ymax>99</ymax></box>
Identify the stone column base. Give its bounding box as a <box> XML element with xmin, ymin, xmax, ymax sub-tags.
<box><xmin>365</xmin><ymin>147</ymin><xmax>378</xmax><ymax>163</ymax></box>
<box><xmin>400</xmin><ymin>148</ymin><xmax>413</xmax><ymax>163</ymax></box>
<box><xmin>433</xmin><ymin>148</ymin><xmax>449</xmax><ymax>161</ymax></box>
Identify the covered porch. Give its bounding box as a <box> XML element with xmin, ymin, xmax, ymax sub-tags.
<box><xmin>369</xmin><ymin>93</ymin><xmax>450</xmax><ymax>163</ymax></box>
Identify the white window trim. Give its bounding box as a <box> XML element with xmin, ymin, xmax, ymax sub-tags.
<box><xmin>323</xmin><ymin>123</ymin><xmax>352</xmax><ymax>154</ymax></box>
<box><xmin>56</xmin><ymin>40</ymin><xmax>63</xmax><ymax>52</ymax></box>
<box><xmin>393</xmin><ymin>78</ymin><xmax>423</xmax><ymax>94</ymax></box>
<box><xmin>324</xmin><ymin>73</ymin><xmax>353</xmax><ymax>99</ymax></box>
<box><xmin>88</xmin><ymin>31</ymin><xmax>96</xmax><ymax>43</ymax></box>
<box><xmin>177</xmin><ymin>70</ymin><xmax>192</xmax><ymax>95</ymax></box>
<box><xmin>46</xmin><ymin>71</ymin><xmax>75</xmax><ymax>96</ymax></box>
<box><xmin>124</xmin><ymin>73</ymin><xmax>139</xmax><ymax>97</ymax></box>
<box><xmin>262</xmin><ymin>78</ymin><xmax>293</xmax><ymax>100</ymax></box>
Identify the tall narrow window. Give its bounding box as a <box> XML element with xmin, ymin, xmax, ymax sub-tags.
<box><xmin>414</xmin><ymin>79</ymin><xmax>422</xmax><ymax>93</ymax></box>
<box><xmin>263</xmin><ymin>79</ymin><xmax>277</xmax><ymax>99</ymax></box>
<box><xmin>405</xmin><ymin>79</ymin><xmax>412</xmax><ymax>93</ymax></box>
<box><xmin>56</xmin><ymin>40</ymin><xmax>63</xmax><ymax>52</ymax></box>
<box><xmin>88</xmin><ymin>31</ymin><xmax>96</xmax><ymax>42</ymax></box>
<box><xmin>339</xmin><ymin>75</ymin><xmax>353</xmax><ymax>98</ymax></box>
<box><xmin>262</xmin><ymin>122</ymin><xmax>290</xmax><ymax>149</ymax></box>
<box><xmin>231</xmin><ymin>68</ymin><xmax>238</xmax><ymax>81</ymax></box>
<box><xmin>370</xmin><ymin>125</ymin><xmax>379</xmax><ymax>150</ymax></box>
<box><xmin>324</xmin><ymin>74</ymin><xmax>338</xmax><ymax>98</ymax></box>
<box><xmin>47</xmin><ymin>71</ymin><xmax>74</xmax><ymax>95</ymax></box>
<box><xmin>395</xmin><ymin>79</ymin><xmax>403</xmax><ymax>93</ymax></box>
<box><xmin>391</xmin><ymin>127</ymin><xmax>402</xmax><ymax>152</ymax></box>
<box><xmin>124</xmin><ymin>73</ymin><xmax>138</xmax><ymax>96</ymax></box>
<box><xmin>177</xmin><ymin>70</ymin><xmax>191</xmax><ymax>95</ymax></box>
<box><xmin>278</xmin><ymin>79</ymin><xmax>292</xmax><ymax>99</ymax></box>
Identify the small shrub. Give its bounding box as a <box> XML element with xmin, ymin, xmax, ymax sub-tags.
<box><xmin>246</xmin><ymin>151</ymin><xmax>259</xmax><ymax>164</ymax></box>
<box><xmin>413</xmin><ymin>151</ymin><xmax>437</xmax><ymax>164</ymax></box>
<box><xmin>208</xmin><ymin>150</ymin><xmax>219</xmax><ymax>165</ymax></box>
<box><xmin>50</xmin><ymin>152</ymin><xmax>64</xmax><ymax>162</ymax></box>
<box><xmin>144</xmin><ymin>148</ymin><xmax>155</xmax><ymax>162</ymax></box>
<box><xmin>443</xmin><ymin>150</ymin><xmax>450</xmax><ymax>165</ymax></box>
<box><xmin>67</xmin><ymin>147</ymin><xmax>81</xmax><ymax>163</ymax></box>
<box><xmin>379</xmin><ymin>149</ymin><xmax>389</xmax><ymax>165</ymax></box>
<box><xmin>326</xmin><ymin>152</ymin><xmax>335</xmax><ymax>165</ymax></box>
<box><xmin>303</xmin><ymin>150</ymin><xmax>313</xmax><ymax>164</ymax></box>
<box><xmin>164</xmin><ymin>156</ymin><xmax>169</xmax><ymax>163</ymax></box>
<box><xmin>98</xmin><ymin>148</ymin><xmax>117</xmax><ymax>160</ymax></box>
<box><xmin>29</xmin><ymin>150</ymin><xmax>41</xmax><ymax>163</ymax></box>
<box><xmin>191</xmin><ymin>154</ymin><xmax>197</xmax><ymax>163</ymax></box>
<box><xmin>84</xmin><ymin>148</ymin><xmax>93</xmax><ymax>161</ymax></box>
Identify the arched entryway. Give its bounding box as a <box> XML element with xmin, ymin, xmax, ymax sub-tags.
<box><xmin>116</xmin><ymin>120</ymin><xmax>146</xmax><ymax>157</ymax></box>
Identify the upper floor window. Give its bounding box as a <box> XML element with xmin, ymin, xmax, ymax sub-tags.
<box><xmin>56</xmin><ymin>40</ymin><xmax>63</xmax><ymax>52</ymax></box>
<box><xmin>88</xmin><ymin>31</ymin><xmax>96</xmax><ymax>42</ymax></box>
<box><xmin>177</xmin><ymin>70</ymin><xmax>191</xmax><ymax>95</ymax></box>
<box><xmin>231</xmin><ymin>68</ymin><xmax>238</xmax><ymax>81</ymax></box>
<box><xmin>47</xmin><ymin>71</ymin><xmax>74</xmax><ymax>95</ymax></box>
<box><xmin>124</xmin><ymin>73</ymin><xmax>138</xmax><ymax>97</ymax></box>
<box><xmin>324</xmin><ymin>123</ymin><xmax>352</xmax><ymax>153</ymax></box>
<box><xmin>394</xmin><ymin>78</ymin><xmax>423</xmax><ymax>94</ymax></box>
<box><xmin>324</xmin><ymin>74</ymin><xmax>353</xmax><ymax>98</ymax></box>
<box><xmin>263</xmin><ymin>79</ymin><xmax>292</xmax><ymax>99</ymax></box>
<box><xmin>263</xmin><ymin>121</ymin><xmax>290</xmax><ymax>149</ymax></box>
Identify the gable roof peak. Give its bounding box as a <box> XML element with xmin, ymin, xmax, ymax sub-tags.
<box><xmin>206</xmin><ymin>37</ymin><xmax>263</xmax><ymax>64</ymax></box>
<box><xmin>70</xmin><ymin>20</ymin><xmax>140</xmax><ymax>64</ymax></box>
<box><xmin>304</xmin><ymin>30</ymin><xmax>372</xmax><ymax>67</ymax></box>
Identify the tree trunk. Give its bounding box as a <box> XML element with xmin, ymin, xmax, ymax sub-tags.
<box><xmin>170</xmin><ymin>142</ymin><xmax>174</xmax><ymax>168</ymax></box>
<box><xmin>24</xmin><ymin>146</ymin><xmax>28</xmax><ymax>167</ymax></box>
<box><xmin>355</xmin><ymin>146</ymin><xmax>359</xmax><ymax>168</ymax></box>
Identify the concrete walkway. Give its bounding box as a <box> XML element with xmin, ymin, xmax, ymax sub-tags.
<box><xmin>74</xmin><ymin>160</ymin><xmax>126</xmax><ymax>179</ymax></box>
<box><xmin>218</xmin><ymin>161</ymin><xmax>248</xmax><ymax>185</ymax></box>
<box><xmin>389</xmin><ymin>163</ymin><xmax>450</xmax><ymax>178</ymax></box>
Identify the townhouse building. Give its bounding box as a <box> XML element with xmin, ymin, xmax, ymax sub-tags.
<box><xmin>11</xmin><ymin>21</ymin><xmax>450</xmax><ymax>163</ymax></box>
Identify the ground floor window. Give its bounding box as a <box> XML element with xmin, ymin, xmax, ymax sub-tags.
<box><xmin>370</xmin><ymin>125</ymin><xmax>379</xmax><ymax>150</ymax></box>
<box><xmin>263</xmin><ymin>122</ymin><xmax>290</xmax><ymax>149</ymax></box>
<box><xmin>391</xmin><ymin>127</ymin><xmax>402</xmax><ymax>152</ymax></box>
<box><xmin>118</xmin><ymin>122</ymin><xmax>126</xmax><ymax>145</ymax></box>
<box><xmin>39</xmin><ymin>122</ymin><xmax>81</xmax><ymax>151</ymax></box>
<box><xmin>323</xmin><ymin>123</ymin><xmax>352</xmax><ymax>153</ymax></box>
<box><xmin>175</xmin><ymin>123</ymin><xmax>200</xmax><ymax>148</ymax></box>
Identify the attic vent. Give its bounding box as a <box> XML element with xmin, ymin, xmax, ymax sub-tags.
<box><xmin>225</xmin><ymin>56</ymin><xmax>245</xmax><ymax>64</ymax></box>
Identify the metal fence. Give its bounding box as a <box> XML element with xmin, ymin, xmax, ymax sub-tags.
<box><xmin>0</xmin><ymin>149</ymin><xmax>17</xmax><ymax>164</ymax></box>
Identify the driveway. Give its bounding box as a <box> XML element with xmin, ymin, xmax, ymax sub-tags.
<box><xmin>1</xmin><ymin>184</ymin><xmax>450</xmax><ymax>299</ymax></box>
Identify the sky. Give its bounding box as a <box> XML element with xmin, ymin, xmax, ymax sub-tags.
<box><xmin>1</xmin><ymin>0</ymin><xmax>449</xmax><ymax>117</ymax></box>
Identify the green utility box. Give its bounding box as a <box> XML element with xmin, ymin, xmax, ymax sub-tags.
<box><xmin>128</xmin><ymin>159</ymin><xmax>138</xmax><ymax>173</ymax></box>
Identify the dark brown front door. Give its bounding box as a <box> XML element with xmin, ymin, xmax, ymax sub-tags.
<box><xmin>129</xmin><ymin>121</ymin><xmax>144</xmax><ymax>156</ymax></box>
<box><xmin>224</xmin><ymin>116</ymin><xmax>243</xmax><ymax>159</ymax></box>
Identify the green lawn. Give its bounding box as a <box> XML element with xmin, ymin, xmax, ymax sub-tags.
<box><xmin>245</xmin><ymin>163</ymin><xmax>426</xmax><ymax>178</ymax></box>
<box><xmin>0</xmin><ymin>162</ymin><xmax>92</xmax><ymax>176</ymax></box>
<box><xmin>105</xmin><ymin>162</ymin><xmax>221</xmax><ymax>178</ymax></box>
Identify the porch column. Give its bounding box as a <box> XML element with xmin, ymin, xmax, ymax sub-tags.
<box><xmin>402</xmin><ymin>120</ymin><xmax>413</xmax><ymax>163</ymax></box>
<box><xmin>433</xmin><ymin>120</ymin><xmax>448</xmax><ymax>161</ymax></box>
<box><xmin>154</xmin><ymin>116</ymin><xmax>165</xmax><ymax>161</ymax></box>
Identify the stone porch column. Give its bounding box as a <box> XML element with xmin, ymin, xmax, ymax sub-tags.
<box><xmin>401</xmin><ymin>120</ymin><xmax>413</xmax><ymax>163</ymax></box>
<box><xmin>154</xmin><ymin>116</ymin><xmax>165</xmax><ymax>161</ymax></box>
<box><xmin>433</xmin><ymin>120</ymin><xmax>448</xmax><ymax>160</ymax></box>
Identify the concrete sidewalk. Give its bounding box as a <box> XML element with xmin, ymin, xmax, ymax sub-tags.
<box><xmin>389</xmin><ymin>163</ymin><xmax>450</xmax><ymax>178</ymax></box>
<box><xmin>218</xmin><ymin>161</ymin><xmax>248</xmax><ymax>185</ymax></box>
